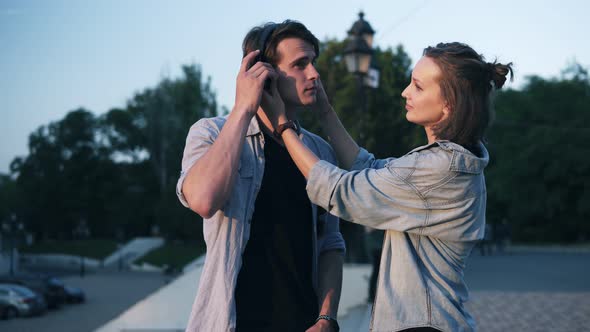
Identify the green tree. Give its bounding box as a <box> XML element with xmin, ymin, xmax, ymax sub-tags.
<box><xmin>10</xmin><ymin>64</ymin><xmax>217</xmax><ymax>242</ymax></box>
<box><xmin>486</xmin><ymin>63</ymin><xmax>590</xmax><ymax>242</ymax></box>
<box><xmin>0</xmin><ymin>174</ymin><xmax>18</xmax><ymax>224</ymax></box>
<box><xmin>105</xmin><ymin>64</ymin><xmax>217</xmax><ymax>240</ymax></box>
<box><xmin>10</xmin><ymin>109</ymin><xmax>114</xmax><ymax>239</ymax></box>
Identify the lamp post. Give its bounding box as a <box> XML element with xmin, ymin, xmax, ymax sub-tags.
<box><xmin>342</xmin><ymin>12</ymin><xmax>377</xmax><ymax>263</ymax></box>
<box><xmin>343</xmin><ymin>11</ymin><xmax>376</xmax><ymax>146</ymax></box>
<box><xmin>2</xmin><ymin>214</ymin><xmax>23</xmax><ymax>276</ymax></box>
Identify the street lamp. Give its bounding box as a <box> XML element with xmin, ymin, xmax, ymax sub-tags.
<box><xmin>343</xmin><ymin>34</ymin><xmax>372</xmax><ymax>76</ymax></box>
<box><xmin>2</xmin><ymin>213</ymin><xmax>24</xmax><ymax>276</ymax></box>
<box><xmin>343</xmin><ymin>11</ymin><xmax>375</xmax><ymax>76</ymax></box>
<box><xmin>343</xmin><ymin>11</ymin><xmax>376</xmax><ymax>146</ymax></box>
<box><xmin>348</xmin><ymin>11</ymin><xmax>375</xmax><ymax>48</ymax></box>
<box><xmin>342</xmin><ymin>12</ymin><xmax>377</xmax><ymax>264</ymax></box>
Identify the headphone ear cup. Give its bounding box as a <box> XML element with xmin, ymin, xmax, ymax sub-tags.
<box><xmin>256</xmin><ymin>24</ymin><xmax>277</xmax><ymax>90</ymax></box>
<box><xmin>254</xmin><ymin>34</ymin><xmax>264</xmax><ymax>64</ymax></box>
<box><xmin>257</xmin><ymin>24</ymin><xmax>277</xmax><ymax>63</ymax></box>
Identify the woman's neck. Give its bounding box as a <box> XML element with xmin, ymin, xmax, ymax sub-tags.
<box><xmin>424</xmin><ymin>127</ymin><xmax>438</xmax><ymax>144</ymax></box>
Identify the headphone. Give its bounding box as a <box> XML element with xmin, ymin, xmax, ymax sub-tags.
<box><xmin>254</xmin><ymin>23</ymin><xmax>278</xmax><ymax>90</ymax></box>
<box><xmin>255</xmin><ymin>23</ymin><xmax>278</xmax><ymax>64</ymax></box>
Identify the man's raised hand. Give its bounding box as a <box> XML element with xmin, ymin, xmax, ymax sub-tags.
<box><xmin>234</xmin><ymin>50</ymin><xmax>278</xmax><ymax>116</ymax></box>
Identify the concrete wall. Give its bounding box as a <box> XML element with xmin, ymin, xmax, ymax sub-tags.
<box><xmin>103</xmin><ymin>237</ymin><xmax>164</xmax><ymax>267</ymax></box>
<box><xmin>20</xmin><ymin>253</ymin><xmax>100</xmax><ymax>272</ymax></box>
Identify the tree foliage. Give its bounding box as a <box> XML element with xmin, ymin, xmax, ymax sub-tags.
<box><xmin>486</xmin><ymin>64</ymin><xmax>590</xmax><ymax>242</ymax></box>
<box><xmin>6</xmin><ymin>65</ymin><xmax>216</xmax><ymax>242</ymax></box>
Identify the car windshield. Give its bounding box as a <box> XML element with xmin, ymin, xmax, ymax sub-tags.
<box><xmin>8</xmin><ymin>285</ymin><xmax>36</xmax><ymax>297</ymax></box>
<box><xmin>49</xmin><ymin>277</ymin><xmax>64</xmax><ymax>287</ymax></box>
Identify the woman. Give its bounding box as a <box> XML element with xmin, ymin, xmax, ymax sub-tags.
<box><xmin>263</xmin><ymin>42</ymin><xmax>513</xmax><ymax>331</ymax></box>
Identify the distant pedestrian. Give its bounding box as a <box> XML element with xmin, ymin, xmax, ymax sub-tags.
<box><xmin>494</xmin><ymin>218</ymin><xmax>512</xmax><ymax>254</ymax></box>
<box><xmin>479</xmin><ymin>223</ymin><xmax>493</xmax><ymax>256</ymax></box>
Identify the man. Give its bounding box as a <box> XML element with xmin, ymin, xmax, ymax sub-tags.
<box><xmin>176</xmin><ymin>20</ymin><xmax>345</xmax><ymax>332</ymax></box>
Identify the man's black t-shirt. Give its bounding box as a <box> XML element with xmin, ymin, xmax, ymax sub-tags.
<box><xmin>235</xmin><ymin>131</ymin><xmax>319</xmax><ymax>332</ymax></box>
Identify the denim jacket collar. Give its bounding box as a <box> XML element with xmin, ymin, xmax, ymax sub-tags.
<box><xmin>408</xmin><ymin>140</ymin><xmax>489</xmax><ymax>174</ymax></box>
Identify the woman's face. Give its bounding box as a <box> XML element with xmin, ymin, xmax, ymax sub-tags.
<box><xmin>401</xmin><ymin>56</ymin><xmax>449</xmax><ymax>128</ymax></box>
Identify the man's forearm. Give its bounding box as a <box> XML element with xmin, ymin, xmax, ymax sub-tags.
<box><xmin>317</xmin><ymin>250</ymin><xmax>344</xmax><ymax>318</ymax></box>
<box><xmin>182</xmin><ymin>109</ymin><xmax>253</xmax><ymax>218</ymax></box>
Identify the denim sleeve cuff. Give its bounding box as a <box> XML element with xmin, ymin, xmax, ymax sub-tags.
<box><xmin>307</xmin><ymin>160</ymin><xmax>345</xmax><ymax>212</ymax></box>
<box><xmin>350</xmin><ymin>147</ymin><xmax>372</xmax><ymax>171</ymax></box>
<box><xmin>319</xmin><ymin>233</ymin><xmax>346</xmax><ymax>254</ymax></box>
<box><xmin>318</xmin><ymin>212</ymin><xmax>346</xmax><ymax>253</ymax></box>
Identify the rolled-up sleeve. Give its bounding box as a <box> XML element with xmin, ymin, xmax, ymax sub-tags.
<box><xmin>176</xmin><ymin>119</ymin><xmax>221</xmax><ymax>207</ymax></box>
<box><xmin>307</xmin><ymin>161</ymin><xmax>346</xmax><ymax>212</ymax></box>
<box><xmin>318</xmin><ymin>211</ymin><xmax>346</xmax><ymax>254</ymax></box>
<box><xmin>307</xmin><ymin>160</ymin><xmax>428</xmax><ymax>232</ymax></box>
<box><xmin>350</xmin><ymin>147</ymin><xmax>394</xmax><ymax>171</ymax></box>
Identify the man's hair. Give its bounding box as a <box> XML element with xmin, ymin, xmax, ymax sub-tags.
<box><xmin>423</xmin><ymin>42</ymin><xmax>513</xmax><ymax>148</ymax></box>
<box><xmin>242</xmin><ymin>20</ymin><xmax>319</xmax><ymax>65</ymax></box>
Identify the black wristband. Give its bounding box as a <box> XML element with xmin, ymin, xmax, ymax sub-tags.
<box><xmin>316</xmin><ymin>314</ymin><xmax>340</xmax><ymax>332</ymax></box>
<box><xmin>273</xmin><ymin>120</ymin><xmax>300</xmax><ymax>139</ymax></box>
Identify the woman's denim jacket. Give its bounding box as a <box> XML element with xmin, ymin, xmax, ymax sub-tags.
<box><xmin>176</xmin><ymin>116</ymin><xmax>345</xmax><ymax>332</ymax></box>
<box><xmin>308</xmin><ymin>141</ymin><xmax>489</xmax><ymax>332</ymax></box>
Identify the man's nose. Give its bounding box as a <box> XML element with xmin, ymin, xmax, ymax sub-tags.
<box><xmin>308</xmin><ymin>65</ymin><xmax>319</xmax><ymax>80</ymax></box>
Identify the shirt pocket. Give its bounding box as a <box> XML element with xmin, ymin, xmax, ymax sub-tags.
<box><xmin>225</xmin><ymin>153</ymin><xmax>255</xmax><ymax>221</ymax></box>
<box><xmin>238</xmin><ymin>153</ymin><xmax>254</xmax><ymax>178</ymax></box>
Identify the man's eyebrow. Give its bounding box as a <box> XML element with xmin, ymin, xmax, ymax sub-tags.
<box><xmin>289</xmin><ymin>54</ymin><xmax>315</xmax><ymax>66</ymax></box>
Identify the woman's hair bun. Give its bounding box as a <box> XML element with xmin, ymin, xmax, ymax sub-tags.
<box><xmin>488</xmin><ymin>61</ymin><xmax>514</xmax><ymax>89</ymax></box>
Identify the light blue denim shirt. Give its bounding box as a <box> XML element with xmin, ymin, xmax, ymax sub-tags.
<box><xmin>176</xmin><ymin>115</ymin><xmax>345</xmax><ymax>332</ymax></box>
<box><xmin>308</xmin><ymin>141</ymin><xmax>489</xmax><ymax>332</ymax></box>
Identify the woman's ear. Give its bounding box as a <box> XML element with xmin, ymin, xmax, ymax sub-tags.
<box><xmin>442</xmin><ymin>103</ymin><xmax>451</xmax><ymax>118</ymax></box>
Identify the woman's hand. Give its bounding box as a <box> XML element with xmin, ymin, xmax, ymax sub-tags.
<box><xmin>312</xmin><ymin>78</ymin><xmax>333</xmax><ymax>118</ymax></box>
<box><xmin>260</xmin><ymin>74</ymin><xmax>288</xmax><ymax>128</ymax></box>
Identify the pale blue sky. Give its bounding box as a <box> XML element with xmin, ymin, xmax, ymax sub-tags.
<box><xmin>1</xmin><ymin>0</ymin><xmax>588</xmax><ymax>173</ymax></box>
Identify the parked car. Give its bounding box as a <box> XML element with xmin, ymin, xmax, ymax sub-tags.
<box><xmin>0</xmin><ymin>283</ymin><xmax>47</xmax><ymax>318</ymax></box>
<box><xmin>46</xmin><ymin>276</ymin><xmax>85</xmax><ymax>303</ymax></box>
<box><xmin>0</xmin><ymin>301</ymin><xmax>12</xmax><ymax>320</ymax></box>
<box><xmin>63</xmin><ymin>284</ymin><xmax>85</xmax><ymax>303</ymax></box>
<box><xmin>0</xmin><ymin>274</ymin><xmax>66</xmax><ymax>309</ymax></box>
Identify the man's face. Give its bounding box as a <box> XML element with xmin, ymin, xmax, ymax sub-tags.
<box><xmin>273</xmin><ymin>37</ymin><xmax>319</xmax><ymax>107</ymax></box>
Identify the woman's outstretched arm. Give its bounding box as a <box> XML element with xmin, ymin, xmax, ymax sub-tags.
<box><xmin>313</xmin><ymin>80</ymin><xmax>360</xmax><ymax>170</ymax></box>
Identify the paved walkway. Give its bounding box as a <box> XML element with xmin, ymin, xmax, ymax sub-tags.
<box><xmin>2</xmin><ymin>249</ymin><xmax>588</xmax><ymax>331</ymax></box>
<box><xmin>341</xmin><ymin>289</ymin><xmax>590</xmax><ymax>332</ymax></box>
<box><xmin>340</xmin><ymin>250</ymin><xmax>590</xmax><ymax>332</ymax></box>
